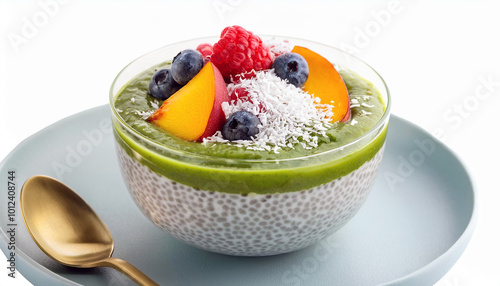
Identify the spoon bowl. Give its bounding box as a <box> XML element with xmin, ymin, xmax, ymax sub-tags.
<box><xmin>20</xmin><ymin>175</ymin><xmax>158</xmax><ymax>286</ymax></box>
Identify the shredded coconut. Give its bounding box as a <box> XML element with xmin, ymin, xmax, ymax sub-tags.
<box><xmin>203</xmin><ymin>70</ymin><xmax>334</xmax><ymax>152</ymax></box>
<box><xmin>135</xmin><ymin>110</ymin><xmax>154</xmax><ymax>120</ymax></box>
<box><xmin>361</xmin><ymin>102</ymin><xmax>374</xmax><ymax>108</ymax></box>
<box><xmin>150</xmin><ymin>99</ymin><xmax>160</xmax><ymax>109</ymax></box>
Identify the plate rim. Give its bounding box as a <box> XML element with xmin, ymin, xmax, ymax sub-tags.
<box><xmin>378</xmin><ymin>115</ymin><xmax>478</xmax><ymax>285</ymax></box>
<box><xmin>0</xmin><ymin>105</ymin><xmax>477</xmax><ymax>286</ymax></box>
<box><xmin>0</xmin><ymin>106</ymin><xmax>107</xmax><ymax>286</ymax></box>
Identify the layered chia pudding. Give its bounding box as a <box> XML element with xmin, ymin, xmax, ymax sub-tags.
<box><xmin>110</xmin><ymin>26</ymin><xmax>390</xmax><ymax>256</ymax></box>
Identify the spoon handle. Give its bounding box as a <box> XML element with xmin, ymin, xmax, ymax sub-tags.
<box><xmin>95</xmin><ymin>257</ymin><xmax>159</xmax><ymax>286</ymax></box>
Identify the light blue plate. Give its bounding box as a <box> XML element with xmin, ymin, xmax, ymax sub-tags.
<box><xmin>0</xmin><ymin>105</ymin><xmax>477</xmax><ymax>286</ymax></box>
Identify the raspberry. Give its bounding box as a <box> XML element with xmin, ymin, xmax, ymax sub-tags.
<box><xmin>211</xmin><ymin>26</ymin><xmax>273</xmax><ymax>82</ymax></box>
<box><xmin>229</xmin><ymin>87</ymin><xmax>266</xmax><ymax>113</ymax></box>
<box><xmin>196</xmin><ymin>43</ymin><xmax>213</xmax><ymax>58</ymax></box>
<box><xmin>230</xmin><ymin>87</ymin><xmax>249</xmax><ymax>102</ymax></box>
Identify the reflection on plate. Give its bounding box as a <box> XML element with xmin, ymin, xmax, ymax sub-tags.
<box><xmin>0</xmin><ymin>105</ymin><xmax>476</xmax><ymax>286</ymax></box>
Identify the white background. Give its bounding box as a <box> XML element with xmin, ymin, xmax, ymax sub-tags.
<box><xmin>1</xmin><ymin>0</ymin><xmax>499</xmax><ymax>285</ymax></box>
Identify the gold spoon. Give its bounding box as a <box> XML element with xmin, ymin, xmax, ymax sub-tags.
<box><xmin>20</xmin><ymin>175</ymin><xmax>159</xmax><ymax>286</ymax></box>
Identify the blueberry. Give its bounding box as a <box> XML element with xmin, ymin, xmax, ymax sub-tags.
<box><xmin>148</xmin><ymin>69</ymin><xmax>182</xmax><ymax>100</ymax></box>
<box><xmin>171</xmin><ymin>49</ymin><xmax>204</xmax><ymax>85</ymax></box>
<box><xmin>272</xmin><ymin>52</ymin><xmax>309</xmax><ymax>87</ymax></box>
<box><xmin>222</xmin><ymin>110</ymin><xmax>260</xmax><ymax>141</ymax></box>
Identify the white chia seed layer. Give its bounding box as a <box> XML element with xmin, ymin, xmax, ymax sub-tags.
<box><xmin>116</xmin><ymin>142</ymin><xmax>385</xmax><ymax>256</ymax></box>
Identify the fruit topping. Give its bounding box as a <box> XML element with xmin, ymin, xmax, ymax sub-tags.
<box><xmin>340</xmin><ymin>103</ymin><xmax>351</xmax><ymax>123</ymax></box>
<box><xmin>171</xmin><ymin>49</ymin><xmax>204</xmax><ymax>85</ymax></box>
<box><xmin>222</xmin><ymin>110</ymin><xmax>260</xmax><ymax>141</ymax></box>
<box><xmin>148</xmin><ymin>69</ymin><xmax>182</xmax><ymax>100</ymax></box>
<box><xmin>229</xmin><ymin>86</ymin><xmax>265</xmax><ymax>113</ymax></box>
<box><xmin>267</xmin><ymin>39</ymin><xmax>292</xmax><ymax>58</ymax></box>
<box><xmin>272</xmin><ymin>52</ymin><xmax>309</xmax><ymax>88</ymax></box>
<box><xmin>211</xmin><ymin>25</ymin><xmax>273</xmax><ymax>82</ymax></box>
<box><xmin>229</xmin><ymin>87</ymin><xmax>249</xmax><ymax>103</ymax></box>
<box><xmin>196</xmin><ymin>43</ymin><xmax>214</xmax><ymax>59</ymax></box>
<box><xmin>291</xmin><ymin>46</ymin><xmax>350</xmax><ymax>122</ymax></box>
<box><xmin>149</xmin><ymin>62</ymin><xmax>229</xmax><ymax>141</ymax></box>
<box><xmin>205</xmin><ymin>70</ymin><xmax>334</xmax><ymax>152</ymax></box>
<box><xmin>146</xmin><ymin>28</ymin><xmax>354</xmax><ymax>146</ymax></box>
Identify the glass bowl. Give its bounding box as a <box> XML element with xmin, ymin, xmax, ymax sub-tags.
<box><xmin>109</xmin><ymin>36</ymin><xmax>390</xmax><ymax>256</ymax></box>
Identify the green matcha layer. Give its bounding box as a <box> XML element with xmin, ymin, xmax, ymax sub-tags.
<box><xmin>112</xmin><ymin>64</ymin><xmax>388</xmax><ymax>194</ymax></box>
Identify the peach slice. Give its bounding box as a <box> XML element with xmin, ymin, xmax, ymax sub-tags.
<box><xmin>340</xmin><ymin>105</ymin><xmax>351</xmax><ymax>122</ymax></box>
<box><xmin>199</xmin><ymin>63</ymin><xmax>230</xmax><ymax>140</ymax></box>
<box><xmin>291</xmin><ymin>46</ymin><xmax>350</xmax><ymax>122</ymax></box>
<box><xmin>149</xmin><ymin>62</ymin><xmax>229</xmax><ymax>141</ymax></box>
